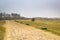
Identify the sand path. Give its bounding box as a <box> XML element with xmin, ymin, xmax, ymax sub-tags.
<box><xmin>4</xmin><ymin>21</ymin><xmax>60</xmax><ymax>40</ymax></box>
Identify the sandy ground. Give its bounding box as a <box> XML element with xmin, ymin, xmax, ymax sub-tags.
<box><xmin>4</xmin><ymin>21</ymin><xmax>60</xmax><ymax>40</ymax></box>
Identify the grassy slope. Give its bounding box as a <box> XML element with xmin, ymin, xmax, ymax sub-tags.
<box><xmin>15</xmin><ymin>20</ymin><xmax>60</xmax><ymax>36</ymax></box>
<box><xmin>0</xmin><ymin>20</ymin><xmax>6</xmax><ymax>40</ymax></box>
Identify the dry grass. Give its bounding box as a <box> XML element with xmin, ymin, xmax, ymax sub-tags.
<box><xmin>15</xmin><ymin>19</ymin><xmax>60</xmax><ymax>36</ymax></box>
<box><xmin>0</xmin><ymin>20</ymin><xmax>6</xmax><ymax>40</ymax></box>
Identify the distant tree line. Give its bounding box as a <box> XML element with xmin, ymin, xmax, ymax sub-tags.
<box><xmin>0</xmin><ymin>13</ymin><xmax>21</xmax><ymax>20</ymax></box>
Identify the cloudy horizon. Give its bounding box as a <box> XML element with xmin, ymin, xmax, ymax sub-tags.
<box><xmin>0</xmin><ymin>0</ymin><xmax>60</xmax><ymax>18</ymax></box>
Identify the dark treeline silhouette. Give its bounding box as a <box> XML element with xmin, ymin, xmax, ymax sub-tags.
<box><xmin>0</xmin><ymin>13</ymin><xmax>20</xmax><ymax>20</ymax></box>
<box><xmin>0</xmin><ymin>12</ymin><xmax>60</xmax><ymax>20</ymax></box>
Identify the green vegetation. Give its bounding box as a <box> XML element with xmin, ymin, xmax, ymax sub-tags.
<box><xmin>0</xmin><ymin>20</ymin><xmax>6</xmax><ymax>40</ymax></box>
<box><xmin>15</xmin><ymin>20</ymin><xmax>60</xmax><ymax>36</ymax></box>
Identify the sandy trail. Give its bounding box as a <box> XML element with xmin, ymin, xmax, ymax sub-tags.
<box><xmin>4</xmin><ymin>21</ymin><xmax>60</xmax><ymax>40</ymax></box>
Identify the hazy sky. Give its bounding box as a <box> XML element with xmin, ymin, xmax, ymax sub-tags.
<box><xmin>0</xmin><ymin>0</ymin><xmax>60</xmax><ymax>18</ymax></box>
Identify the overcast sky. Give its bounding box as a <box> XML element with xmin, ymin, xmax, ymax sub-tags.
<box><xmin>0</xmin><ymin>0</ymin><xmax>60</xmax><ymax>18</ymax></box>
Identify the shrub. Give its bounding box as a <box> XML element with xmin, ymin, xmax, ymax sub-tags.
<box><xmin>41</xmin><ymin>27</ymin><xmax>47</xmax><ymax>30</ymax></box>
<box><xmin>26</xmin><ymin>24</ymin><xmax>30</xmax><ymax>25</ymax></box>
<box><xmin>32</xmin><ymin>18</ymin><xmax>35</xmax><ymax>22</ymax></box>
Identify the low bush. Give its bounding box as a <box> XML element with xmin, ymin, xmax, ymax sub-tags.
<box><xmin>26</xmin><ymin>24</ymin><xmax>30</xmax><ymax>25</ymax></box>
